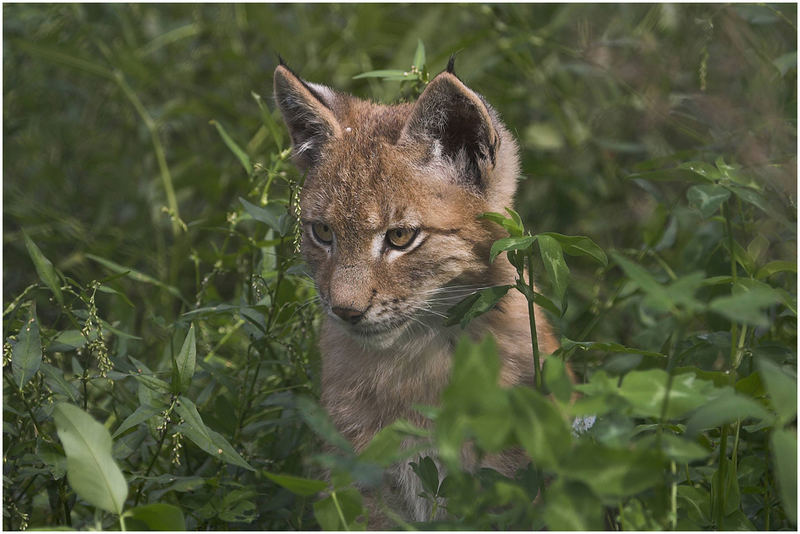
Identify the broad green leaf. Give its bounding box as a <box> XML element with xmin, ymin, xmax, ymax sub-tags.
<box><xmin>538</xmin><ymin>232</ymin><xmax>608</xmax><ymax>266</ymax></box>
<box><xmin>352</xmin><ymin>69</ymin><xmax>407</xmax><ymax>79</ymax></box>
<box><xmin>537</xmin><ymin>234</ymin><xmax>569</xmax><ymax>303</ymax></box>
<box><xmin>40</xmin><ymin>363</ymin><xmax>80</xmax><ymax>403</ymax></box>
<box><xmin>265</xmin><ymin>472</ymin><xmax>327</xmax><ymax>497</ymax></box>
<box><xmin>124</xmin><ymin>503</ymin><xmax>186</xmax><ymax>530</ymax></box>
<box><xmin>709</xmin><ymin>286</ymin><xmax>783</xmax><ymax>327</ymax></box>
<box><xmin>677</xmin><ymin>485</ymin><xmax>712</xmax><ymax>526</ymax></box>
<box><xmin>757</xmin><ymin>358</ymin><xmax>797</xmax><ymax>424</ymax></box>
<box><xmin>543</xmin><ymin>357</ymin><xmax>572</xmax><ymax>404</ymax></box>
<box><xmin>558</xmin><ymin>442</ymin><xmax>664</xmax><ymax>498</ymax></box>
<box><xmin>773</xmin><ymin>51</ymin><xmax>797</xmax><ymax>76</ymax></box>
<box><xmin>53</xmin><ymin>403</ymin><xmax>128</xmax><ymax>515</ymax></box>
<box><xmin>770</xmin><ymin>428</ymin><xmax>797</xmax><ymax>524</ymax></box>
<box><xmin>239</xmin><ymin>197</ymin><xmax>285</xmax><ymax>234</ymax></box>
<box><xmin>174</xmin><ymin>397</ymin><xmax>254</xmax><ymax>471</ymax></box>
<box><xmin>543</xmin><ymin>479</ymin><xmax>604</xmax><ymax>530</ymax></box>
<box><xmin>251</xmin><ymin>91</ymin><xmax>284</xmax><ymax>148</ymax></box>
<box><xmin>610</xmin><ymin>252</ymin><xmax>673</xmax><ymax>312</ymax></box>
<box><xmin>687</xmin><ymin>184</ymin><xmax>731</xmax><ymax>218</ymax></box>
<box><xmin>444</xmin><ymin>285</ymin><xmax>511</xmax><ymax>328</ymax></box>
<box><xmin>172</xmin><ymin>324</ymin><xmax>196</xmax><ymax>394</ymax></box>
<box><xmin>23</xmin><ymin>231</ymin><xmax>63</xmax><ymax>305</ymax></box>
<box><xmin>210</xmin><ymin>119</ymin><xmax>252</xmax><ymax>175</ymax></box>
<box><xmin>410</xmin><ymin>456</ymin><xmax>439</xmax><ymax>496</ymax></box>
<box><xmin>726</xmin><ymin>185</ymin><xmax>771</xmax><ymax>214</ymax></box>
<box><xmin>113</xmin><ymin>405</ymin><xmax>161</xmax><ymax>438</ymax></box>
<box><xmin>12</xmin><ymin>305</ymin><xmax>42</xmax><ymax>390</ymax></box>
<box><xmin>489</xmin><ymin>235</ymin><xmax>536</xmax><ymax>263</ymax></box>
<box><xmin>514</xmin><ymin>281</ymin><xmax>561</xmax><ymax>315</ymax></box>
<box><xmin>684</xmin><ymin>390</ymin><xmax>772</xmax><ymax>436</ymax></box>
<box><xmin>359</xmin><ymin>420</ymin><xmax>425</xmax><ymax>466</ymax></box>
<box><xmin>618</xmin><ymin>369</ymin><xmax>717</xmax><ymax>419</ymax></box>
<box><xmin>86</xmin><ymin>254</ymin><xmax>185</xmax><ymax>303</ymax></box>
<box><xmin>627</xmin><ymin>168</ymin><xmax>711</xmax><ymax>183</ymax></box>
<box><xmin>47</xmin><ymin>329</ymin><xmax>87</xmax><ymax>352</ymax></box>
<box><xmin>511</xmin><ymin>387</ymin><xmax>571</xmax><ymax>469</ymax></box>
<box><xmin>412</xmin><ymin>39</ymin><xmax>425</xmax><ymax>69</ymax></box>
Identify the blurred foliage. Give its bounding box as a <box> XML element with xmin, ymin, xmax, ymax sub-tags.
<box><xmin>3</xmin><ymin>3</ymin><xmax>797</xmax><ymax>531</ymax></box>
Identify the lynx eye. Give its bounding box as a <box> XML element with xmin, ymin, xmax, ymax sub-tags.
<box><xmin>386</xmin><ymin>228</ymin><xmax>418</xmax><ymax>249</ymax></box>
<box><xmin>311</xmin><ymin>222</ymin><xmax>333</xmax><ymax>245</ymax></box>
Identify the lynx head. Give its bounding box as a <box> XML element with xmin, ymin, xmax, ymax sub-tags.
<box><xmin>274</xmin><ymin>62</ymin><xmax>520</xmax><ymax>350</ymax></box>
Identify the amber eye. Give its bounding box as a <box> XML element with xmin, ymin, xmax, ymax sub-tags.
<box><xmin>311</xmin><ymin>222</ymin><xmax>333</xmax><ymax>245</ymax></box>
<box><xmin>386</xmin><ymin>228</ymin><xmax>418</xmax><ymax>249</ymax></box>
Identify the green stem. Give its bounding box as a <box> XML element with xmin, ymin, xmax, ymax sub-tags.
<box><xmin>119</xmin><ymin>513</ymin><xmax>127</xmax><ymax>531</ymax></box>
<box><xmin>670</xmin><ymin>461</ymin><xmax>677</xmax><ymax>530</ymax></box>
<box><xmin>524</xmin><ymin>251</ymin><xmax>541</xmax><ymax>390</ymax></box>
<box><xmin>715</xmin><ymin>424</ymin><xmax>729</xmax><ymax>528</ymax></box>
<box><xmin>113</xmin><ymin>70</ymin><xmax>180</xmax><ymax>236</ymax></box>
<box><xmin>330</xmin><ymin>491</ymin><xmax>350</xmax><ymax>531</ymax></box>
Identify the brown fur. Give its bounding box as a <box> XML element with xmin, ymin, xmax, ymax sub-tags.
<box><xmin>274</xmin><ymin>64</ymin><xmax>557</xmax><ymax>523</ymax></box>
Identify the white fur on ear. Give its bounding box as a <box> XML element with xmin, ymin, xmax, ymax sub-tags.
<box><xmin>274</xmin><ymin>66</ymin><xmax>342</xmax><ymax>169</ymax></box>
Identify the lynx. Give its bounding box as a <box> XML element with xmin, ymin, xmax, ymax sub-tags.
<box><xmin>274</xmin><ymin>59</ymin><xmax>557</xmax><ymax>523</ymax></box>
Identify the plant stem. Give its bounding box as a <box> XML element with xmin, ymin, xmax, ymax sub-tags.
<box><xmin>119</xmin><ymin>513</ymin><xmax>127</xmax><ymax>531</ymax></box>
<box><xmin>526</xmin><ymin>251</ymin><xmax>541</xmax><ymax>390</ymax></box>
<box><xmin>715</xmin><ymin>424</ymin><xmax>729</xmax><ymax>528</ymax></box>
<box><xmin>330</xmin><ymin>491</ymin><xmax>350</xmax><ymax>531</ymax></box>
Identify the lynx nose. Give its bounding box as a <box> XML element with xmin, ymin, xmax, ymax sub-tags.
<box><xmin>331</xmin><ymin>307</ymin><xmax>365</xmax><ymax>325</ymax></box>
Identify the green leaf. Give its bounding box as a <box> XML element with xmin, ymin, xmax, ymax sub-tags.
<box><xmin>543</xmin><ymin>479</ymin><xmax>604</xmax><ymax>530</ymax></box>
<box><xmin>412</xmin><ymin>39</ymin><xmax>425</xmax><ymax>69</ymax></box>
<box><xmin>12</xmin><ymin>305</ymin><xmax>42</xmax><ymax>390</ymax></box>
<box><xmin>727</xmin><ymin>185</ymin><xmax>771</xmax><ymax>214</ymax></box>
<box><xmin>756</xmin><ymin>260</ymin><xmax>797</xmax><ymax>280</ymax></box>
<box><xmin>86</xmin><ymin>254</ymin><xmax>186</xmax><ymax>303</ymax></box>
<box><xmin>543</xmin><ymin>357</ymin><xmax>572</xmax><ymax>404</ymax></box>
<box><xmin>174</xmin><ymin>397</ymin><xmax>254</xmax><ymax>471</ymax></box>
<box><xmin>757</xmin><ymin>358</ymin><xmax>797</xmax><ymax>424</ymax></box>
<box><xmin>537</xmin><ymin>232</ymin><xmax>608</xmax><ymax>266</ymax></box>
<box><xmin>510</xmin><ymin>387</ymin><xmax>571</xmax><ymax>469</ymax></box>
<box><xmin>352</xmin><ymin>69</ymin><xmax>408</xmax><ymax>79</ymax></box>
<box><xmin>618</xmin><ymin>370</ymin><xmax>717</xmax><ymax>419</ymax></box>
<box><xmin>171</xmin><ymin>324</ymin><xmax>196</xmax><ymax>394</ymax></box>
<box><xmin>677</xmin><ymin>485</ymin><xmax>712</xmax><ymax>526</ymax></box>
<box><xmin>444</xmin><ymin>285</ymin><xmax>511</xmax><ymax>328</ymax></box>
<box><xmin>22</xmin><ymin>231</ymin><xmax>63</xmax><ymax>305</ymax></box>
<box><xmin>489</xmin><ymin>235</ymin><xmax>536</xmax><ymax>263</ymax></box>
<box><xmin>678</xmin><ymin>161</ymin><xmax>722</xmax><ymax>181</ymax></box>
<box><xmin>610</xmin><ymin>252</ymin><xmax>673</xmax><ymax>312</ymax></box>
<box><xmin>410</xmin><ymin>456</ymin><xmax>440</xmax><ymax>496</ymax></box>
<box><xmin>265</xmin><ymin>472</ymin><xmax>327</xmax><ymax>497</ymax></box>
<box><xmin>210</xmin><ymin>119</ymin><xmax>251</xmax><ymax>175</ymax></box>
<box><xmin>294</xmin><ymin>395</ymin><xmax>353</xmax><ymax>453</ymax></box>
<box><xmin>359</xmin><ymin>420</ymin><xmax>426</xmax><ymax>466</ymax></box>
<box><xmin>687</xmin><ymin>184</ymin><xmax>731</xmax><ymax>218</ymax></box>
<box><xmin>561</xmin><ymin>337</ymin><xmax>666</xmax><ymax>359</ymax></box>
<box><xmin>537</xmin><ymin>234</ymin><xmax>569</xmax><ymax>303</ymax></box>
<box><xmin>314</xmin><ymin>488</ymin><xmax>366</xmax><ymax>530</ymax></box>
<box><xmin>53</xmin><ymin>403</ymin><xmax>128</xmax><ymax>515</ymax></box>
<box><xmin>124</xmin><ymin>503</ymin><xmax>186</xmax><ymax>530</ymax></box>
<box><xmin>635</xmin><ymin>434</ymin><xmax>710</xmax><ymax>463</ymax></box>
<box><xmin>684</xmin><ymin>390</ymin><xmax>772</xmax><ymax>436</ymax></box>
<box><xmin>112</xmin><ymin>405</ymin><xmax>161</xmax><ymax>439</ymax></box>
<box><xmin>709</xmin><ymin>286</ymin><xmax>783</xmax><ymax>328</ymax></box>
<box><xmin>239</xmin><ymin>197</ymin><xmax>286</xmax><ymax>234</ymax></box>
<box><xmin>627</xmin><ymin>168</ymin><xmax>712</xmax><ymax>183</ymax></box>
<box><xmin>558</xmin><ymin>442</ymin><xmax>664</xmax><ymax>498</ymax></box>
<box><xmin>479</xmin><ymin>208</ymin><xmax>524</xmax><ymax>236</ymax></box>
<box><xmin>770</xmin><ymin>428</ymin><xmax>797</xmax><ymax>524</ymax></box>
<box><xmin>773</xmin><ymin>51</ymin><xmax>797</xmax><ymax>76</ymax></box>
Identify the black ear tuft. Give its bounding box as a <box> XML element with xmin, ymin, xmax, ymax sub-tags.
<box><xmin>446</xmin><ymin>55</ymin><xmax>456</xmax><ymax>74</ymax></box>
<box><xmin>277</xmin><ymin>54</ymin><xmax>286</xmax><ymax>67</ymax></box>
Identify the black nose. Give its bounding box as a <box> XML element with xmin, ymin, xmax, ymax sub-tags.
<box><xmin>331</xmin><ymin>307</ymin><xmax>364</xmax><ymax>325</ymax></box>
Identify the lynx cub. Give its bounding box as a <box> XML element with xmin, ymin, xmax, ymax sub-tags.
<box><xmin>274</xmin><ymin>60</ymin><xmax>557</xmax><ymax>522</ymax></box>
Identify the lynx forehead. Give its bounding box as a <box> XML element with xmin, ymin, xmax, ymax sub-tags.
<box><xmin>274</xmin><ymin>60</ymin><xmax>555</xmax><ymax>523</ymax></box>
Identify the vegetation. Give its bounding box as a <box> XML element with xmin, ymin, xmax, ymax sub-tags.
<box><xmin>4</xmin><ymin>4</ymin><xmax>796</xmax><ymax>530</ymax></box>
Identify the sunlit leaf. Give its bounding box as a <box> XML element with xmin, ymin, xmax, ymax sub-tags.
<box><xmin>12</xmin><ymin>304</ymin><xmax>42</xmax><ymax>390</ymax></box>
<box><xmin>22</xmin><ymin>230</ymin><xmax>63</xmax><ymax>305</ymax></box>
<box><xmin>175</xmin><ymin>397</ymin><xmax>254</xmax><ymax>471</ymax></box>
<box><xmin>444</xmin><ymin>285</ymin><xmax>511</xmax><ymax>328</ymax></box>
<box><xmin>172</xmin><ymin>324</ymin><xmax>196</xmax><ymax>394</ymax></box>
<box><xmin>265</xmin><ymin>472</ymin><xmax>327</xmax><ymax>497</ymax></box>
<box><xmin>124</xmin><ymin>503</ymin><xmax>186</xmax><ymax>530</ymax></box>
<box><xmin>53</xmin><ymin>403</ymin><xmax>128</xmax><ymax>515</ymax></box>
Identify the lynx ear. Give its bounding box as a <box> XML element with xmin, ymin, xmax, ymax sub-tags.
<box><xmin>400</xmin><ymin>72</ymin><xmax>500</xmax><ymax>190</ymax></box>
<box><xmin>274</xmin><ymin>65</ymin><xmax>342</xmax><ymax>170</ymax></box>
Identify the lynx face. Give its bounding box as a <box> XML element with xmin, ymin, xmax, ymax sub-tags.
<box><xmin>275</xmin><ymin>63</ymin><xmax>520</xmax><ymax>351</ymax></box>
